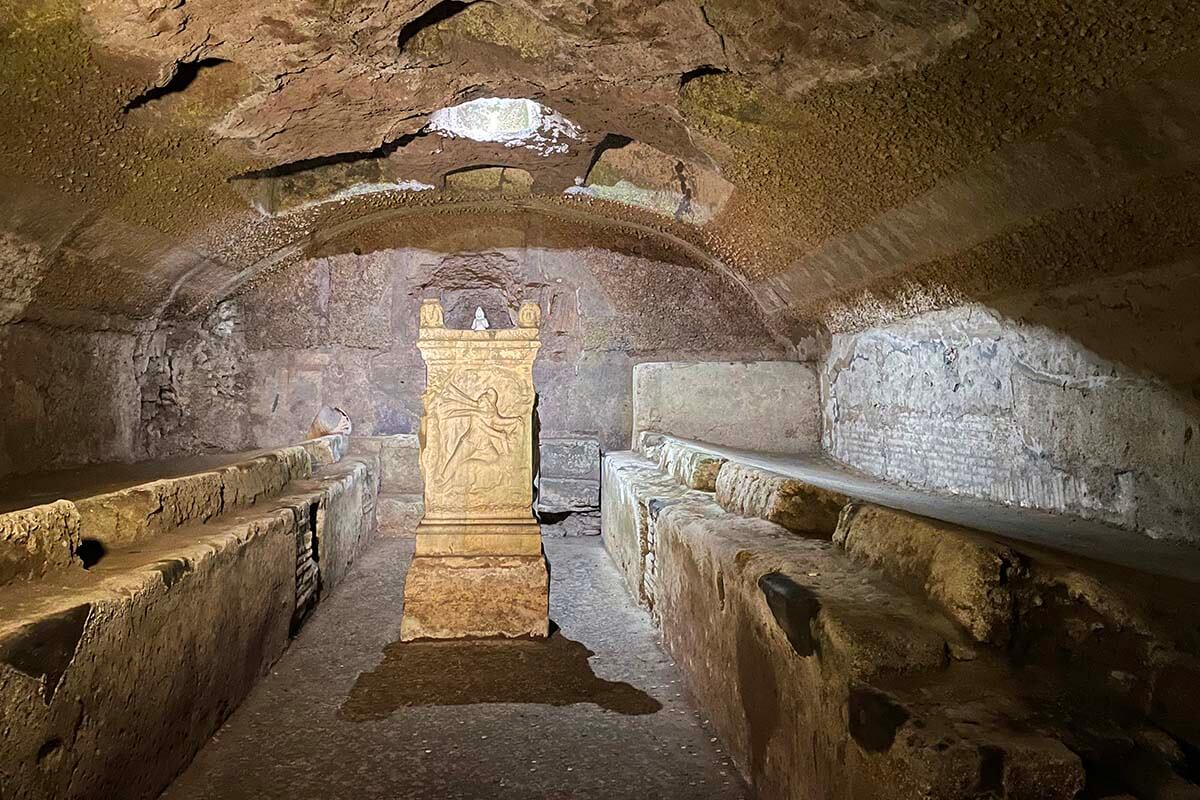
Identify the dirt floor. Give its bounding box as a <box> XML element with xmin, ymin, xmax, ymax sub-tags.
<box><xmin>161</xmin><ymin>537</ymin><xmax>749</xmax><ymax>800</ymax></box>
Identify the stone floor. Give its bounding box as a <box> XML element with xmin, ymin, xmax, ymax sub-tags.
<box><xmin>161</xmin><ymin>537</ymin><xmax>749</xmax><ymax>800</ymax></box>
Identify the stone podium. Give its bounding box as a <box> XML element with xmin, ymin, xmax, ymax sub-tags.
<box><xmin>399</xmin><ymin>298</ymin><xmax>550</xmax><ymax>640</ymax></box>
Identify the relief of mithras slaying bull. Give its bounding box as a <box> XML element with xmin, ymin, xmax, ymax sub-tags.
<box><xmin>422</xmin><ymin>370</ymin><xmax>531</xmax><ymax>499</ymax></box>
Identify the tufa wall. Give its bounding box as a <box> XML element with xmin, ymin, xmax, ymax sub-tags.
<box><xmin>142</xmin><ymin>246</ymin><xmax>787</xmax><ymax>460</ymax></box>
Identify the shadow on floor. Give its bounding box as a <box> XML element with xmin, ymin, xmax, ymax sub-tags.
<box><xmin>339</xmin><ymin>629</ymin><xmax>662</xmax><ymax>720</ymax></box>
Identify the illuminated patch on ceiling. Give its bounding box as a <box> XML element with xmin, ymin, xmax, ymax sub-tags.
<box><xmin>261</xmin><ymin>180</ymin><xmax>435</xmax><ymax>217</ymax></box>
<box><xmin>426</xmin><ymin>98</ymin><xmax>582</xmax><ymax>156</ymax></box>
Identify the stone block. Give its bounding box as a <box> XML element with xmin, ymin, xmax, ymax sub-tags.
<box><xmin>377</xmin><ymin>494</ymin><xmax>423</xmax><ymax>537</ymax></box>
<box><xmin>715</xmin><ymin>462</ymin><xmax>850</xmax><ymax>537</ymax></box>
<box><xmin>1151</xmin><ymin>655</ymin><xmax>1200</xmax><ymax>750</ymax></box>
<box><xmin>834</xmin><ymin>502</ymin><xmax>1021</xmax><ymax>645</ymax></box>
<box><xmin>537</xmin><ymin>478</ymin><xmax>600</xmax><ymax>513</ymax></box>
<box><xmin>601</xmin><ymin>452</ymin><xmax>699</xmax><ymax>609</ymax></box>
<box><xmin>993</xmin><ymin>734</ymin><xmax>1086</xmax><ymax>800</ymax></box>
<box><xmin>658</xmin><ymin>439</ymin><xmax>726</xmax><ymax>491</ymax></box>
<box><xmin>636</xmin><ymin>431</ymin><xmax>666</xmax><ymax>461</ymax></box>
<box><xmin>75</xmin><ymin>473</ymin><xmax>223</xmax><ymax>549</ymax></box>
<box><xmin>0</xmin><ymin>501</ymin><xmax>82</xmax><ymax>586</ymax></box>
<box><xmin>378</xmin><ymin>435</ymin><xmax>421</xmax><ymax>493</ymax></box>
<box><xmin>219</xmin><ymin>447</ymin><xmax>311</xmax><ymax>507</ymax></box>
<box><xmin>400</xmin><ymin>555</ymin><xmax>549</xmax><ymax>640</ymax></box>
<box><xmin>539</xmin><ymin>511</ymin><xmax>600</xmax><ymax>537</ymax></box>
<box><xmin>539</xmin><ymin>437</ymin><xmax>601</xmax><ymax>480</ymax></box>
<box><xmin>301</xmin><ymin>433</ymin><xmax>349</xmax><ymax>466</ymax></box>
<box><xmin>347</xmin><ymin>436</ymin><xmax>384</xmax><ymax>457</ymax></box>
<box><xmin>632</xmin><ymin>361</ymin><xmax>821</xmax><ymax>453</ymax></box>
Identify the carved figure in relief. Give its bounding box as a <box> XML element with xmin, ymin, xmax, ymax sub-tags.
<box><xmin>517</xmin><ymin>301</ymin><xmax>541</xmax><ymax>329</ymax></box>
<box><xmin>419</xmin><ymin>298</ymin><xmax>445</xmax><ymax>328</ymax></box>
<box><xmin>434</xmin><ymin>383</ymin><xmax>522</xmax><ymax>482</ymax></box>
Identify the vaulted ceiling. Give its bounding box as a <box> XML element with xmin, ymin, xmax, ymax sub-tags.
<box><xmin>2</xmin><ymin>0</ymin><xmax>1198</xmax><ymax>351</ymax></box>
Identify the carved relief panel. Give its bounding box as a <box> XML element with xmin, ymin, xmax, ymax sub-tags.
<box><xmin>416</xmin><ymin>300</ymin><xmax>542</xmax><ymax>523</ymax></box>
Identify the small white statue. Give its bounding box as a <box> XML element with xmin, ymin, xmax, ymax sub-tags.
<box><xmin>471</xmin><ymin>306</ymin><xmax>490</xmax><ymax>331</ymax></box>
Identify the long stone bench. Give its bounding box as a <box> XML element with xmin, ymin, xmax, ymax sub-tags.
<box><xmin>604</xmin><ymin>435</ymin><xmax>1200</xmax><ymax>800</ymax></box>
<box><xmin>0</xmin><ymin>437</ymin><xmax>378</xmax><ymax>800</ymax></box>
<box><xmin>0</xmin><ymin>435</ymin><xmax>351</xmax><ymax>586</ymax></box>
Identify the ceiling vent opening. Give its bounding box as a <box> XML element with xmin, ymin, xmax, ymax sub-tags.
<box><xmin>426</xmin><ymin>98</ymin><xmax>583</xmax><ymax>156</ymax></box>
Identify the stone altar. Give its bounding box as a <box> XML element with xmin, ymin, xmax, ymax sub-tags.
<box><xmin>400</xmin><ymin>298</ymin><xmax>549</xmax><ymax>640</ymax></box>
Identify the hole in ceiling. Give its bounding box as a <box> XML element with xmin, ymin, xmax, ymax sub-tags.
<box><xmin>426</xmin><ymin>98</ymin><xmax>582</xmax><ymax>156</ymax></box>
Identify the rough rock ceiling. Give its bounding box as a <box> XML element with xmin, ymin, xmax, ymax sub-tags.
<box><xmin>1</xmin><ymin>0</ymin><xmax>1198</xmax><ymax>343</ymax></box>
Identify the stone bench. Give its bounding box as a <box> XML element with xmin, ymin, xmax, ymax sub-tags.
<box><xmin>603</xmin><ymin>437</ymin><xmax>1200</xmax><ymax>798</ymax></box>
<box><xmin>637</xmin><ymin>434</ymin><xmax>850</xmax><ymax>536</ymax></box>
<box><xmin>836</xmin><ymin>501</ymin><xmax>1200</xmax><ymax>755</ymax></box>
<box><xmin>0</xmin><ymin>453</ymin><xmax>379</xmax><ymax>800</ymax></box>
<box><xmin>1</xmin><ymin>436</ymin><xmax>351</xmax><ymax>589</ymax></box>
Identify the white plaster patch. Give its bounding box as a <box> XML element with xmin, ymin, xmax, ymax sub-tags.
<box><xmin>263</xmin><ymin>180</ymin><xmax>436</xmax><ymax>217</ymax></box>
<box><xmin>566</xmin><ymin>180</ymin><xmax>683</xmax><ymax>215</ymax></box>
<box><xmin>564</xmin><ymin>180</ymin><xmax>726</xmax><ymax>225</ymax></box>
<box><xmin>427</xmin><ymin>98</ymin><xmax>582</xmax><ymax>156</ymax></box>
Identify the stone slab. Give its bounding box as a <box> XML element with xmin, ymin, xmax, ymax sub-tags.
<box><xmin>537</xmin><ymin>477</ymin><xmax>600</xmax><ymax>513</ymax></box>
<box><xmin>539</xmin><ymin>510</ymin><xmax>601</xmax><ymax>537</ymax></box>
<box><xmin>74</xmin><ymin>447</ymin><xmax>311</xmax><ymax>549</ymax></box>
<box><xmin>632</xmin><ymin>361</ymin><xmax>820</xmax><ymax>453</ymax></box>
<box><xmin>539</xmin><ymin>437</ymin><xmax>601</xmax><ymax>481</ymax></box>
<box><xmin>834</xmin><ymin>502</ymin><xmax>1021</xmax><ymax>645</ymax></box>
<box><xmin>600</xmin><ymin>451</ymin><xmax>706</xmax><ymax>613</ymax></box>
<box><xmin>348</xmin><ymin>435</ymin><xmax>421</xmax><ymax>493</ymax></box>
<box><xmin>400</xmin><ymin>555</ymin><xmax>550</xmax><ymax>640</ymax></box>
<box><xmin>301</xmin><ymin>434</ymin><xmax>349</xmax><ymax>466</ymax></box>
<box><xmin>716</xmin><ymin>461</ymin><xmax>850</xmax><ymax>537</ymax></box>
<box><xmin>377</xmin><ymin>494</ymin><xmax>423</xmax><ymax>537</ymax></box>
<box><xmin>657</xmin><ymin>439</ymin><xmax>726</xmax><ymax>491</ymax></box>
<box><xmin>379</xmin><ymin>435</ymin><xmax>421</xmax><ymax>493</ymax></box>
